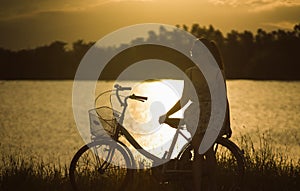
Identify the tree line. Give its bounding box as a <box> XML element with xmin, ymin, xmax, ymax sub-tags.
<box><xmin>0</xmin><ymin>23</ymin><xmax>299</xmax><ymax>80</ymax></box>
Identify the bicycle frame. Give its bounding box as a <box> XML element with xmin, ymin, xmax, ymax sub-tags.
<box><xmin>97</xmin><ymin>85</ymin><xmax>191</xmax><ymax>168</ymax></box>
<box><xmin>106</xmin><ymin>85</ymin><xmax>191</xmax><ymax>167</ymax></box>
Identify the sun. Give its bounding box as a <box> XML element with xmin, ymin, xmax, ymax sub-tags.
<box><xmin>120</xmin><ymin>80</ymin><xmax>190</xmax><ymax>157</ymax></box>
<box><xmin>125</xmin><ymin>80</ymin><xmax>182</xmax><ymax>133</ymax></box>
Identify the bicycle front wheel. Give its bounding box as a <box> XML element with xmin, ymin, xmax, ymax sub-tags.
<box><xmin>69</xmin><ymin>140</ymin><xmax>133</xmax><ymax>191</ymax></box>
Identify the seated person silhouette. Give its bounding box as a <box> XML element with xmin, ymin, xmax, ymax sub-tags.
<box><xmin>160</xmin><ymin>38</ymin><xmax>231</xmax><ymax>191</ymax></box>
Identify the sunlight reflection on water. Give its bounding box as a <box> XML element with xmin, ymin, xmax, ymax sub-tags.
<box><xmin>0</xmin><ymin>80</ymin><xmax>299</xmax><ymax>164</ymax></box>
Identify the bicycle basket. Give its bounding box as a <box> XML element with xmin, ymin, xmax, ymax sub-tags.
<box><xmin>88</xmin><ymin>106</ymin><xmax>120</xmax><ymax>138</ymax></box>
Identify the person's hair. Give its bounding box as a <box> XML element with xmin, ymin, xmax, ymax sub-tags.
<box><xmin>199</xmin><ymin>38</ymin><xmax>224</xmax><ymax>71</ymax></box>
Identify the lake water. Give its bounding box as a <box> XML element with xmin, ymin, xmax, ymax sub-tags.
<box><xmin>0</xmin><ymin>80</ymin><xmax>299</xmax><ymax>165</ymax></box>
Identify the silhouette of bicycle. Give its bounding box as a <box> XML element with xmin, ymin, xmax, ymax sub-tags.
<box><xmin>69</xmin><ymin>84</ymin><xmax>245</xmax><ymax>191</ymax></box>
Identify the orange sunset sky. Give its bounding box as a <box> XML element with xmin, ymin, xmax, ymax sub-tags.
<box><xmin>0</xmin><ymin>0</ymin><xmax>299</xmax><ymax>50</ymax></box>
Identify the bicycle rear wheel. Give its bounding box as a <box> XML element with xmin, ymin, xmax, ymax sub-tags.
<box><xmin>213</xmin><ymin>137</ymin><xmax>245</xmax><ymax>191</ymax></box>
<box><xmin>69</xmin><ymin>140</ymin><xmax>133</xmax><ymax>191</ymax></box>
<box><xmin>178</xmin><ymin>137</ymin><xmax>245</xmax><ymax>191</ymax></box>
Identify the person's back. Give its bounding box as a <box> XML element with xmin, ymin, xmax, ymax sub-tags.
<box><xmin>198</xmin><ymin>38</ymin><xmax>231</xmax><ymax>137</ymax></box>
<box><xmin>160</xmin><ymin>38</ymin><xmax>231</xmax><ymax>191</ymax></box>
<box><xmin>184</xmin><ymin>39</ymin><xmax>231</xmax><ymax>140</ymax></box>
<box><xmin>187</xmin><ymin>39</ymin><xmax>230</xmax><ymax>191</ymax></box>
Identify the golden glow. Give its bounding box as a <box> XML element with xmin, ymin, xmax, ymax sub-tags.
<box><xmin>1</xmin><ymin>0</ymin><xmax>299</xmax><ymax>50</ymax></box>
<box><xmin>125</xmin><ymin>80</ymin><xmax>183</xmax><ymax>134</ymax></box>
<box><xmin>122</xmin><ymin>80</ymin><xmax>190</xmax><ymax>157</ymax></box>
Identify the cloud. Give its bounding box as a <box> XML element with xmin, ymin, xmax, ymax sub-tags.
<box><xmin>262</xmin><ymin>21</ymin><xmax>297</xmax><ymax>30</ymax></box>
<box><xmin>249</xmin><ymin>0</ymin><xmax>300</xmax><ymax>12</ymax></box>
<box><xmin>208</xmin><ymin>0</ymin><xmax>300</xmax><ymax>11</ymax></box>
<box><xmin>0</xmin><ymin>0</ymin><xmax>299</xmax><ymax>50</ymax></box>
<box><xmin>0</xmin><ymin>0</ymin><xmax>154</xmax><ymax>21</ymax></box>
<box><xmin>0</xmin><ymin>0</ymin><xmax>159</xmax><ymax>50</ymax></box>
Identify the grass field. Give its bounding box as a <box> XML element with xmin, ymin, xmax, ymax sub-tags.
<box><xmin>0</xmin><ymin>134</ymin><xmax>299</xmax><ymax>191</ymax></box>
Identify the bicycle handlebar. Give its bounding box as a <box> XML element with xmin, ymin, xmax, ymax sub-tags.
<box><xmin>114</xmin><ymin>84</ymin><xmax>147</xmax><ymax>106</ymax></box>
<box><xmin>112</xmin><ymin>84</ymin><xmax>148</xmax><ymax>126</ymax></box>
<box><xmin>129</xmin><ymin>94</ymin><xmax>148</xmax><ymax>102</ymax></box>
<box><xmin>115</xmin><ymin>84</ymin><xmax>132</xmax><ymax>106</ymax></box>
<box><xmin>114</xmin><ymin>84</ymin><xmax>132</xmax><ymax>91</ymax></box>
